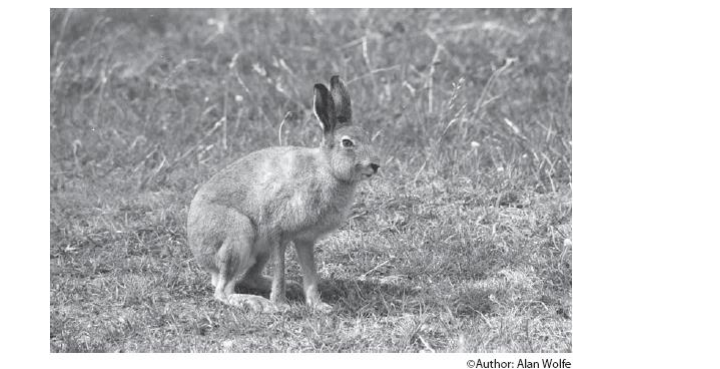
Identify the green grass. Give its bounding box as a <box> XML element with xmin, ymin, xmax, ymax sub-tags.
<box><xmin>50</xmin><ymin>8</ymin><xmax>571</xmax><ymax>353</ymax></box>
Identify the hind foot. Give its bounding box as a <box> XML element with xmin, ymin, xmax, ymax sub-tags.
<box><xmin>223</xmin><ymin>294</ymin><xmax>284</xmax><ymax>313</ymax></box>
<box><xmin>311</xmin><ymin>301</ymin><xmax>333</xmax><ymax>313</ymax></box>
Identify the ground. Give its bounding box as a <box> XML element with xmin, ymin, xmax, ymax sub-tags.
<box><xmin>50</xmin><ymin>8</ymin><xmax>571</xmax><ymax>352</ymax></box>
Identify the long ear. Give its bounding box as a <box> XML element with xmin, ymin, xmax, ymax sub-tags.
<box><xmin>313</xmin><ymin>83</ymin><xmax>336</xmax><ymax>137</ymax></box>
<box><xmin>330</xmin><ymin>76</ymin><xmax>352</xmax><ymax>125</ymax></box>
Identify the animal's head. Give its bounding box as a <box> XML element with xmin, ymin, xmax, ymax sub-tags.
<box><xmin>313</xmin><ymin>76</ymin><xmax>380</xmax><ymax>183</ymax></box>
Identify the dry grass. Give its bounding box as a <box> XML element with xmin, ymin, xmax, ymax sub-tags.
<box><xmin>50</xmin><ymin>8</ymin><xmax>571</xmax><ymax>352</ymax></box>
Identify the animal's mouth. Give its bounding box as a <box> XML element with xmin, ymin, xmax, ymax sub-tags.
<box><xmin>356</xmin><ymin>163</ymin><xmax>379</xmax><ymax>180</ymax></box>
<box><xmin>361</xmin><ymin>163</ymin><xmax>379</xmax><ymax>178</ymax></box>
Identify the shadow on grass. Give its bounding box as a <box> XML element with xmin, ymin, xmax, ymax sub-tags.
<box><xmin>233</xmin><ymin>277</ymin><xmax>420</xmax><ymax>316</ymax></box>
<box><xmin>319</xmin><ymin>278</ymin><xmax>497</xmax><ymax>318</ymax></box>
<box><xmin>233</xmin><ymin>276</ymin><xmax>499</xmax><ymax>318</ymax></box>
<box><xmin>320</xmin><ymin>278</ymin><xmax>419</xmax><ymax>315</ymax></box>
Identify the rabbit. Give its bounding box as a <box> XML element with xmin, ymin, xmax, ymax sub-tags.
<box><xmin>187</xmin><ymin>76</ymin><xmax>379</xmax><ymax>313</ymax></box>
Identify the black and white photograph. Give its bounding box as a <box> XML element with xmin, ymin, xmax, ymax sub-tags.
<box><xmin>49</xmin><ymin>8</ymin><xmax>572</xmax><ymax>354</ymax></box>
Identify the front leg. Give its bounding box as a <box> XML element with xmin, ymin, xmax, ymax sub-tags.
<box><xmin>293</xmin><ymin>239</ymin><xmax>332</xmax><ymax>312</ymax></box>
<box><xmin>269</xmin><ymin>240</ymin><xmax>289</xmax><ymax>307</ymax></box>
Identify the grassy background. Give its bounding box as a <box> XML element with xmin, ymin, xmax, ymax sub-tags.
<box><xmin>50</xmin><ymin>8</ymin><xmax>571</xmax><ymax>353</ymax></box>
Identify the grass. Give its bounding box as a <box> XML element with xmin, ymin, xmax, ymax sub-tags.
<box><xmin>50</xmin><ymin>8</ymin><xmax>571</xmax><ymax>353</ymax></box>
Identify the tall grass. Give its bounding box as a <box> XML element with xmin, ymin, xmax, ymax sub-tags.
<box><xmin>51</xmin><ymin>9</ymin><xmax>570</xmax><ymax>194</ymax></box>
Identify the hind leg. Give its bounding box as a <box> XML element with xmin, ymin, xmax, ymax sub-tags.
<box><xmin>214</xmin><ymin>270</ymin><xmax>277</xmax><ymax>313</ymax></box>
<box><xmin>239</xmin><ymin>236</ymin><xmax>291</xmax><ymax>310</ymax></box>
<box><xmin>210</xmin><ymin>212</ymin><xmax>278</xmax><ymax>313</ymax></box>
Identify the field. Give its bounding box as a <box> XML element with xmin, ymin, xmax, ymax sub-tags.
<box><xmin>50</xmin><ymin>8</ymin><xmax>571</xmax><ymax>353</ymax></box>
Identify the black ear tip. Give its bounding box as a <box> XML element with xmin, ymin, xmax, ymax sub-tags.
<box><xmin>330</xmin><ymin>75</ymin><xmax>341</xmax><ymax>86</ymax></box>
<box><xmin>314</xmin><ymin>84</ymin><xmax>331</xmax><ymax>99</ymax></box>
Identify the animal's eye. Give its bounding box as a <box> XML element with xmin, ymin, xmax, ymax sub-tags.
<box><xmin>341</xmin><ymin>138</ymin><xmax>354</xmax><ymax>148</ymax></box>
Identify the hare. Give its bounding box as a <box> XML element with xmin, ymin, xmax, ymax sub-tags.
<box><xmin>187</xmin><ymin>76</ymin><xmax>379</xmax><ymax>313</ymax></box>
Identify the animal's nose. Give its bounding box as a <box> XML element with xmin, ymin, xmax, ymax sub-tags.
<box><xmin>370</xmin><ymin>163</ymin><xmax>380</xmax><ymax>173</ymax></box>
